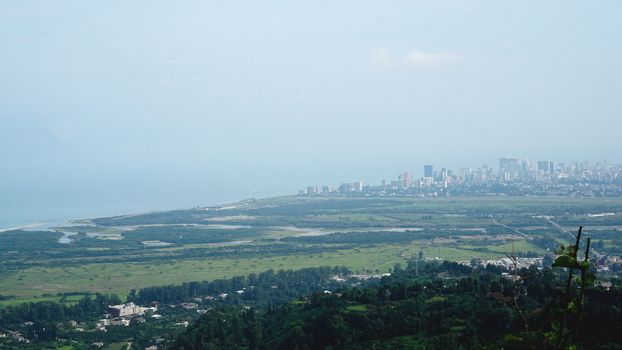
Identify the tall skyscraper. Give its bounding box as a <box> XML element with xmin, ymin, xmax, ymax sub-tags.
<box><xmin>339</xmin><ymin>183</ymin><xmax>355</xmax><ymax>192</ymax></box>
<box><xmin>402</xmin><ymin>172</ymin><xmax>413</xmax><ymax>188</ymax></box>
<box><xmin>499</xmin><ymin>158</ymin><xmax>520</xmax><ymax>172</ymax></box>
<box><xmin>499</xmin><ymin>158</ymin><xmax>520</xmax><ymax>180</ymax></box>
<box><xmin>424</xmin><ymin>165</ymin><xmax>433</xmax><ymax>178</ymax></box>
<box><xmin>353</xmin><ymin>181</ymin><xmax>363</xmax><ymax>192</ymax></box>
<box><xmin>538</xmin><ymin>160</ymin><xmax>550</xmax><ymax>172</ymax></box>
<box><xmin>520</xmin><ymin>159</ymin><xmax>530</xmax><ymax>178</ymax></box>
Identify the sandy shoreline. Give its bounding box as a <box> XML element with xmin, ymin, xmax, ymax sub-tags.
<box><xmin>0</xmin><ymin>223</ymin><xmax>43</xmax><ymax>233</ymax></box>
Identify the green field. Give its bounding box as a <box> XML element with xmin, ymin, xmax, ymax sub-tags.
<box><xmin>2</xmin><ymin>195</ymin><xmax>621</xmax><ymax>305</ymax></box>
<box><xmin>0</xmin><ymin>244</ymin><xmax>418</xmax><ymax>298</ymax></box>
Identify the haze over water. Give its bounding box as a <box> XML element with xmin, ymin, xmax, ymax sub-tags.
<box><xmin>2</xmin><ymin>1</ymin><xmax>621</xmax><ymax>228</ymax></box>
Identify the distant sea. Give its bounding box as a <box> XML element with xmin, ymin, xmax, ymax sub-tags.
<box><xmin>0</xmin><ymin>184</ymin><xmax>288</xmax><ymax>232</ymax></box>
<box><xmin>0</xmin><ymin>199</ymin><xmax>228</xmax><ymax>232</ymax></box>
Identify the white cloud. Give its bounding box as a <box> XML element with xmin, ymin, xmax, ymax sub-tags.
<box><xmin>370</xmin><ymin>48</ymin><xmax>393</xmax><ymax>66</ymax></box>
<box><xmin>403</xmin><ymin>49</ymin><xmax>461</xmax><ymax>68</ymax></box>
<box><xmin>371</xmin><ymin>48</ymin><xmax>462</xmax><ymax>70</ymax></box>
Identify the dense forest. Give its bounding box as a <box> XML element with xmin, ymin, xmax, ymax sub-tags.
<box><xmin>0</xmin><ymin>267</ymin><xmax>353</xmax><ymax>348</ymax></box>
<box><xmin>174</xmin><ymin>261</ymin><xmax>622</xmax><ymax>349</ymax></box>
<box><xmin>2</xmin><ymin>251</ymin><xmax>621</xmax><ymax>348</ymax></box>
<box><xmin>129</xmin><ymin>266</ymin><xmax>352</xmax><ymax>306</ymax></box>
<box><xmin>0</xmin><ymin>294</ymin><xmax>121</xmax><ymax>341</ymax></box>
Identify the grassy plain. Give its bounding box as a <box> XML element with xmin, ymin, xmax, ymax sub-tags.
<box><xmin>0</xmin><ymin>244</ymin><xmax>415</xmax><ymax>298</ymax></box>
<box><xmin>2</xmin><ymin>195</ymin><xmax>621</xmax><ymax>306</ymax></box>
<box><xmin>0</xmin><ymin>239</ymin><xmax>532</xmax><ymax>303</ymax></box>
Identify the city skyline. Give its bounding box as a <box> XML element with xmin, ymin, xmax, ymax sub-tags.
<box><xmin>302</xmin><ymin>156</ymin><xmax>622</xmax><ymax>196</ymax></box>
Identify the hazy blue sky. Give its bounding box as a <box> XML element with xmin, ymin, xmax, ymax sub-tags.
<box><xmin>1</xmin><ymin>1</ymin><xmax>621</xmax><ymax>224</ymax></box>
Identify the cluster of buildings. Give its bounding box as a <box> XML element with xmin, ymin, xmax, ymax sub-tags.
<box><xmin>0</xmin><ymin>330</ymin><xmax>29</xmax><ymax>344</ymax></box>
<box><xmin>597</xmin><ymin>255</ymin><xmax>622</xmax><ymax>273</ymax></box>
<box><xmin>89</xmin><ymin>302</ymin><xmax>158</xmax><ymax>332</ymax></box>
<box><xmin>107</xmin><ymin>302</ymin><xmax>151</xmax><ymax>318</ymax></box>
<box><xmin>478</xmin><ymin>257</ymin><xmax>544</xmax><ymax>270</ymax></box>
<box><xmin>305</xmin><ymin>182</ymin><xmax>363</xmax><ymax>195</ymax></box>
<box><xmin>301</xmin><ymin>158</ymin><xmax>622</xmax><ymax>197</ymax></box>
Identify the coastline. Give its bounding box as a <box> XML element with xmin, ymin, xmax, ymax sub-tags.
<box><xmin>0</xmin><ymin>223</ymin><xmax>43</xmax><ymax>233</ymax></box>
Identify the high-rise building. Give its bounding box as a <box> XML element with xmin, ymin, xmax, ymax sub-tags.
<box><xmin>401</xmin><ymin>172</ymin><xmax>413</xmax><ymax>188</ymax></box>
<box><xmin>422</xmin><ymin>176</ymin><xmax>434</xmax><ymax>187</ymax></box>
<box><xmin>353</xmin><ymin>181</ymin><xmax>363</xmax><ymax>192</ymax></box>
<box><xmin>424</xmin><ymin>165</ymin><xmax>433</xmax><ymax>178</ymax></box>
<box><xmin>499</xmin><ymin>158</ymin><xmax>520</xmax><ymax>172</ymax></box>
<box><xmin>499</xmin><ymin>158</ymin><xmax>520</xmax><ymax>179</ymax></box>
<box><xmin>537</xmin><ymin>161</ymin><xmax>550</xmax><ymax>173</ymax></box>
<box><xmin>520</xmin><ymin>159</ymin><xmax>530</xmax><ymax>178</ymax></box>
<box><xmin>339</xmin><ymin>183</ymin><xmax>355</xmax><ymax>192</ymax></box>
